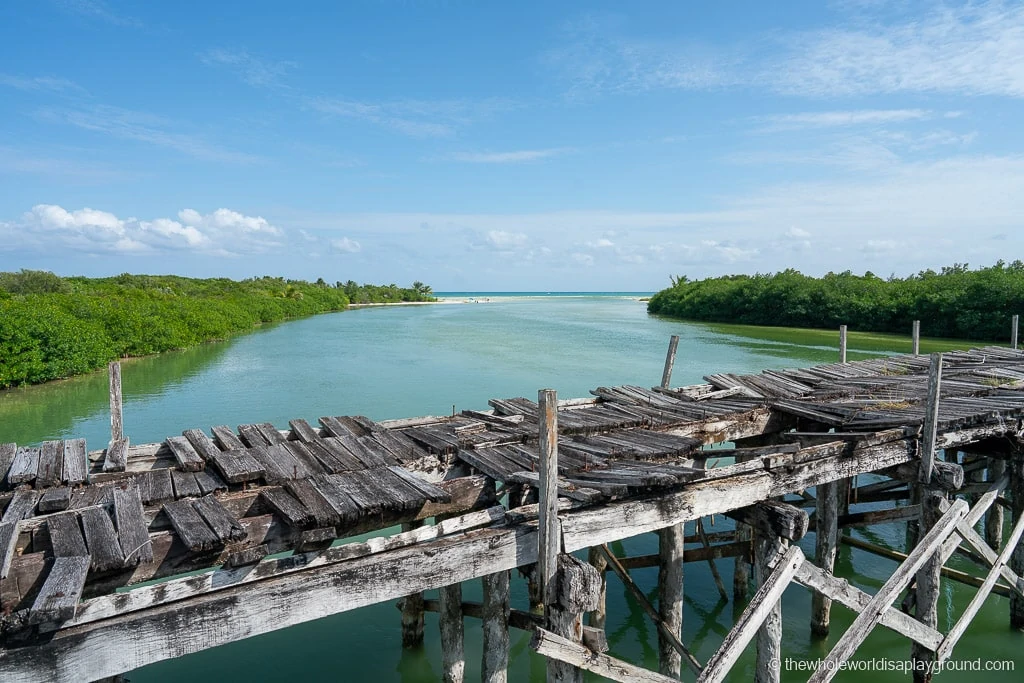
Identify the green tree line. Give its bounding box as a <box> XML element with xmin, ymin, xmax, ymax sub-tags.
<box><xmin>0</xmin><ymin>271</ymin><xmax>435</xmax><ymax>388</ymax></box>
<box><xmin>647</xmin><ymin>262</ymin><xmax>1024</xmax><ymax>341</ymax></box>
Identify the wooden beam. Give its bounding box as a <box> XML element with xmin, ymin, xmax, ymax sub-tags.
<box><xmin>661</xmin><ymin>335</ymin><xmax>679</xmax><ymax>389</ymax></box>
<box><xmin>108</xmin><ymin>361</ymin><xmax>123</xmax><ymax>443</ymax></box>
<box><xmin>538</xmin><ymin>388</ymin><xmax>560</xmax><ymax>610</ymax></box>
<box><xmin>920</xmin><ymin>353</ymin><xmax>943</xmax><ymax>486</ymax></box>
<box><xmin>725</xmin><ymin>501</ymin><xmax>809</xmax><ymax>542</ymax></box>
<box><xmin>806</xmin><ymin>499</ymin><xmax>968</xmax><ymax>683</ymax></box>
<box><xmin>698</xmin><ymin>545</ymin><xmax>803</xmax><ymax>683</ymax></box>
<box><xmin>399</xmin><ymin>520</ymin><xmax>425</xmax><ymax>648</ymax></box>
<box><xmin>532</xmin><ymin>628</ymin><xmax>679</xmax><ymax>683</ymax></box>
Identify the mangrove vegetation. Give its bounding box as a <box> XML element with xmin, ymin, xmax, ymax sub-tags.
<box><xmin>648</xmin><ymin>262</ymin><xmax>1024</xmax><ymax>342</ymax></box>
<box><xmin>0</xmin><ymin>271</ymin><xmax>435</xmax><ymax>388</ymax></box>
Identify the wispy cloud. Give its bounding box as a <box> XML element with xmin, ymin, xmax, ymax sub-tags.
<box><xmin>38</xmin><ymin>105</ymin><xmax>261</xmax><ymax>163</ymax></box>
<box><xmin>449</xmin><ymin>148</ymin><xmax>570</xmax><ymax>163</ymax></box>
<box><xmin>201</xmin><ymin>49</ymin><xmax>295</xmax><ymax>88</ymax></box>
<box><xmin>54</xmin><ymin>0</ymin><xmax>143</xmax><ymax>28</ymax></box>
<box><xmin>306</xmin><ymin>96</ymin><xmax>516</xmax><ymax>138</ymax></box>
<box><xmin>0</xmin><ymin>146</ymin><xmax>129</xmax><ymax>183</ymax></box>
<box><xmin>0</xmin><ymin>74</ymin><xmax>84</xmax><ymax>94</ymax></box>
<box><xmin>547</xmin><ymin>2</ymin><xmax>1024</xmax><ymax>100</ymax></box>
<box><xmin>2</xmin><ymin>205</ymin><xmax>282</xmax><ymax>256</ymax></box>
<box><xmin>756</xmin><ymin>109</ymin><xmax>931</xmax><ymax>131</ymax></box>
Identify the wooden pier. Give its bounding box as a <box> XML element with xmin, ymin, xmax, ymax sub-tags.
<box><xmin>3</xmin><ymin>343</ymin><xmax>1024</xmax><ymax>682</ymax></box>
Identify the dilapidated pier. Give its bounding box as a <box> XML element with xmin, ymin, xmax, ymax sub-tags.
<box><xmin>3</xmin><ymin>337</ymin><xmax>1024</xmax><ymax>682</ymax></box>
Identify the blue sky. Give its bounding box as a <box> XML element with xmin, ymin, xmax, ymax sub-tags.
<box><xmin>1</xmin><ymin>0</ymin><xmax>1022</xmax><ymax>290</ymax></box>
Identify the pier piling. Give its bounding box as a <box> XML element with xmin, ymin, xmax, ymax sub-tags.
<box><xmin>661</xmin><ymin>335</ymin><xmax>680</xmax><ymax>389</ymax></box>
<box><xmin>912</xmin><ymin>320</ymin><xmax>921</xmax><ymax>355</ymax></box>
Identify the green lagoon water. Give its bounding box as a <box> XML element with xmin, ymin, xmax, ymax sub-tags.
<box><xmin>0</xmin><ymin>294</ymin><xmax>1019</xmax><ymax>681</ymax></box>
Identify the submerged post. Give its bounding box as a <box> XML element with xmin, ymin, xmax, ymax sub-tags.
<box><xmin>661</xmin><ymin>335</ymin><xmax>680</xmax><ymax>389</ymax></box>
<box><xmin>400</xmin><ymin>520</ymin><xmax>426</xmax><ymax>648</ymax></box>
<box><xmin>1013</xmin><ymin>314</ymin><xmax>1020</xmax><ymax>350</ymax></box>
<box><xmin>538</xmin><ymin>388</ymin><xmax>559</xmax><ymax>609</ymax></box>
<box><xmin>657</xmin><ymin>523</ymin><xmax>685</xmax><ymax>677</ymax></box>
<box><xmin>755</xmin><ymin>533</ymin><xmax>786</xmax><ymax>683</ymax></box>
<box><xmin>839</xmin><ymin>325</ymin><xmax>848</xmax><ymax>363</ymax></box>
<box><xmin>810</xmin><ymin>480</ymin><xmax>839</xmax><ymax>637</ymax></box>
<box><xmin>109</xmin><ymin>361</ymin><xmax>123</xmax><ymax>442</ymax></box>
<box><xmin>911</xmin><ymin>494</ymin><xmax>943</xmax><ymax>683</ymax></box>
<box><xmin>912</xmin><ymin>320</ymin><xmax>921</xmax><ymax>355</ymax></box>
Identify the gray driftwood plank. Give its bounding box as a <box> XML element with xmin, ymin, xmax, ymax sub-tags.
<box><xmin>0</xmin><ymin>443</ymin><xmax>17</xmax><ymax>487</ymax></box>
<box><xmin>237</xmin><ymin>424</ymin><xmax>272</xmax><ymax>448</ymax></box>
<box><xmin>28</xmin><ymin>556</ymin><xmax>91</xmax><ymax>625</ymax></box>
<box><xmin>166</xmin><ymin>436</ymin><xmax>205</xmax><ymax>473</ymax></box>
<box><xmin>288</xmin><ymin>419</ymin><xmax>321</xmax><ymax>442</ymax></box>
<box><xmin>191</xmin><ymin>495</ymin><xmax>247</xmax><ymax>543</ymax></box>
<box><xmin>39</xmin><ymin>487</ymin><xmax>72</xmax><ymax>513</ymax></box>
<box><xmin>182</xmin><ymin>429</ymin><xmax>222</xmax><ymax>460</ymax></box>
<box><xmin>2</xmin><ymin>489</ymin><xmax>40</xmax><ymax>523</ymax></box>
<box><xmin>284</xmin><ymin>479</ymin><xmax>343</xmax><ymax>527</ymax></box>
<box><xmin>62</xmin><ymin>438</ymin><xmax>88</xmax><ymax>485</ymax></box>
<box><xmin>193</xmin><ymin>468</ymin><xmax>227</xmax><ymax>496</ymax></box>
<box><xmin>256</xmin><ymin>423</ymin><xmax>287</xmax><ymax>445</ymax></box>
<box><xmin>260</xmin><ymin>487</ymin><xmax>315</xmax><ymax>528</ymax></box>
<box><xmin>210</xmin><ymin>426</ymin><xmax>245</xmax><ymax>451</ymax></box>
<box><xmin>9</xmin><ymin>446</ymin><xmax>39</xmax><ymax>485</ymax></box>
<box><xmin>113</xmin><ymin>484</ymin><xmax>153</xmax><ymax>565</ymax></box>
<box><xmin>36</xmin><ymin>440</ymin><xmax>64</xmax><ymax>488</ymax></box>
<box><xmin>80</xmin><ymin>507</ymin><xmax>127</xmax><ymax>571</ymax></box>
<box><xmin>171</xmin><ymin>469</ymin><xmax>202</xmax><ymax>499</ymax></box>
<box><xmin>0</xmin><ymin>521</ymin><xmax>19</xmax><ymax>579</ymax></box>
<box><xmin>162</xmin><ymin>499</ymin><xmax>221</xmax><ymax>552</ymax></box>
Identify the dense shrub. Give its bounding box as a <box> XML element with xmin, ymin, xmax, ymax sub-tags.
<box><xmin>648</xmin><ymin>262</ymin><xmax>1024</xmax><ymax>341</ymax></box>
<box><xmin>0</xmin><ymin>272</ymin><xmax>435</xmax><ymax>387</ymax></box>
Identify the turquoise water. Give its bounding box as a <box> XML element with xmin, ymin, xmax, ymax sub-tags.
<box><xmin>0</xmin><ymin>295</ymin><xmax>1018</xmax><ymax>681</ymax></box>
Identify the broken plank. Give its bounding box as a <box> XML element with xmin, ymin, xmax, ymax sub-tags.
<box><xmin>47</xmin><ymin>513</ymin><xmax>89</xmax><ymax>558</ymax></box>
<box><xmin>165</xmin><ymin>436</ymin><xmax>205</xmax><ymax>473</ymax></box>
<box><xmin>28</xmin><ymin>556</ymin><xmax>90</xmax><ymax>625</ymax></box>
<box><xmin>0</xmin><ymin>442</ymin><xmax>15</xmax><ymax>487</ymax></box>
<box><xmin>210</xmin><ymin>425</ymin><xmax>245</xmax><ymax>451</ymax></box>
<box><xmin>193</xmin><ymin>469</ymin><xmax>227</xmax><ymax>496</ymax></box>
<box><xmin>113</xmin><ymin>484</ymin><xmax>153</xmax><ymax>565</ymax></box>
<box><xmin>8</xmin><ymin>447</ymin><xmax>39</xmax><ymax>485</ymax></box>
<box><xmin>161</xmin><ymin>499</ymin><xmax>221</xmax><ymax>552</ymax></box>
<box><xmin>80</xmin><ymin>507</ymin><xmax>127</xmax><ymax>572</ymax></box>
<box><xmin>531</xmin><ymin>628</ymin><xmax>678</xmax><ymax>683</ymax></box>
<box><xmin>182</xmin><ymin>429</ymin><xmax>222</xmax><ymax>460</ymax></box>
<box><xmin>39</xmin><ymin>487</ymin><xmax>72</xmax><ymax>513</ymax></box>
<box><xmin>256</xmin><ymin>423</ymin><xmax>287</xmax><ymax>445</ymax></box>
<box><xmin>36</xmin><ymin>440</ymin><xmax>64</xmax><ymax>488</ymax></box>
<box><xmin>170</xmin><ymin>470</ymin><xmax>202</xmax><ymax>499</ymax></box>
<box><xmin>2</xmin><ymin>489</ymin><xmax>40</xmax><ymax>523</ymax></box>
<box><xmin>191</xmin><ymin>496</ymin><xmax>247</xmax><ymax>543</ymax></box>
<box><xmin>260</xmin><ymin>487</ymin><xmax>315</xmax><ymax>528</ymax></box>
<box><xmin>283</xmin><ymin>479</ymin><xmax>342</xmax><ymax>527</ymax></box>
<box><xmin>237</xmin><ymin>424</ymin><xmax>272</xmax><ymax>448</ymax></box>
<box><xmin>208</xmin><ymin>449</ymin><xmax>264</xmax><ymax>484</ymax></box>
<box><xmin>288</xmin><ymin>418</ymin><xmax>321</xmax><ymax>442</ymax></box>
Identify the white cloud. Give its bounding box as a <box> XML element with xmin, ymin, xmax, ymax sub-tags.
<box><xmin>55</xmin><ymin>0</ymin><xmax>143</xmax><ymax>28</ymax></box>
<box><xmin>2</xmin><ymin>205</ymin><xmax>283</xmax><ymax>256</ymax></box>
<box><xmin>329</xmin><ymin>237</ymin><xmax>362</xmax><ymax>253</ymax></box>
<box><xmin>758</xmin><ymin>109</ymin><xmax>931</xmax><ymax>131</ymax></box>
<box><xmin>785</xmin><ymin>227</ymin><xmax>811</xmax><ymax>238</ymax></box>
<box><xmin>450</xmin><ymin>148</ymin><xmax>568</xmax><ymax>163</ymax></box>
<box><xmin>307</xmin><ymin>97</ymin><xmax>513</xmax><ymax>139</ymax></box>
<box><xmin>0</xmin><ymin>74</ymin><xmax>83</xmax><ymax>93</ymax></box>
<box><xmin>487</xmin><ymin>230</ymin><xmax>528</xmax><ymax>249</ymax></box>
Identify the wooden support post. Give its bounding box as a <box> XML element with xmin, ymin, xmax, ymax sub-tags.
<box><xmin>1011</xmin><ymin>450</ymin><xmax>1024</xmax><ymax>629</ymax></box>
<box><xmin>920</xmin><ymin>353</ymin><xmax>943</xmax><ymax>487</ymax></box>
<box><xmin>482</xmin><ymin>570</ymin><xmax>510</xmax><ymax>683</ymax></box>
<box><xmin>547</xmin><ymin>554</ymin><xmax>602</xmax><ymax>683</ymax></box>
<box><xmin>811</xmin><ymin>480</ymin><xmax>839</xmax><ymax>637</ymax></box>
<box><xmin>661</xmin><ymin>335</ymin><xmax>680</xmax><ymax>389</ymax></box>
<box><xmin>986</xmin><ymin>458</ymin><xmax>1005</xmax><ymax>552</ymax></box>
<box><xmin>588</xmin><ymin>546</ymin><xmax>607</xmax><ymax>629</ymax></box>
<box><xmin>439</xmin><ymin>582</ymin><xmax>465</xmax><ymax>683</ymax></box>
<box><xmin>697</xmin><ymin>518</ymin><xmax>728</xmax><ymax>601</ymax></box>
<box><xmin>912</xmin><ymin>320</ymin><xmax>921</xmax><ymax>355</ymax></box>
<box><xmin>399</xmin><ymin>520</ymin><xmax>426</xmax><ymax>648</ymax></box>
<box><xmin>734</xmin><ymin>525</ymin><xmax>750</xmax><ymax>601</ymax></box>
<box><xmin>108</xmin><ymin>361</ymin><xmax>123</xmax><ymax>442</ymax></box>
<box><xmin>538</xmin><ymin>388</ymin><xmax>560</xmax><ymax>611</ymax></box>
<box><xmin>838</xmin><ymin>325</ymin><xmax>847</xmax><ymax>363</ymax></box>
<box><xmin>657</xmin><ymin>523</ymin><xmax>685</xmax><ymax>678</ymax></box>
<box><xmin>1012</xmin><ymin>314</ymin><xmax>1019</xmax><ymax>350</ymax></box>
<box><xmin>755</xmin><ymin>534</ymin><xmax>786</xmax><ymax>683</ymax></box>
<box><xmin>911</xmin><ymin>493</ymin><xmax>944</xmax><ymax>683</ymax></box>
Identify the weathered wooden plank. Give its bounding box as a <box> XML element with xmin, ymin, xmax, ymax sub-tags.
<box><xmin>102</xmin><ymin>438</ymin><xmax>129</xmax><ymax>473</ymax></box>
<box><xmin>285</xmin><ymin>478</ymin><xmax>345</xmax><ymax>527</ymax></box>
<box><xmin>191</xmin><ymin>495</ymin><xmax>247</xmax><ymax>543</ymax></box>
<box><xmin>248</xmin><ymin>445</ymin><xmax>293</xmax><ymax>484</ymax></box>
<box><xmin>260</xmin><ymin>487</ymin><xmax>315</xmax><ymax>528</ymax></box>
<box><xmin>210</xmin><ymin>425</ymin><xmax>245</xmax><ymax>451</ymax></box>
<box><xmin>538</xmin><ymin>388</ymin><xmax>560</xmax><ymax>608</ymax></box>
<box><xmin>61</xmin><ymin>438</ymin><xmax>88</xmax><ymax>486</ymax></box>
<box><xmin>8</xmin><ymin>447</ymin><xmax>39</xmax><ymax>485</ymax></box>
<box><xmin>193</xmin><ymin>468</ymin><xmax>227</xmax><ymax>496</ymax></box>
<box><xmin>2</xmin><ymin>489</ymin><xmax>40</xmax><ymax>523</ymax></box>
<box><xmin>281</xmin><ymin>442</ymin><xmax>326</xmax><ymax>476</ymax></box>
<box><xmin>182</xmin><ymin>429</ymin><xmax>221</xmax><ymax>461</ymax></box>
<box><xmin>161</xmin><ymin>499</ymin><xmax>221</xmax><ymax>552</ymax></box>
<box><xmin>698</xmin><ymin>546</ymin><xmax>803</xmax><ymax>683</ymax></box>
<box><xmin>113</xmin><ymin>484</ymin><xmax>153</xmax><ymax>565</ymax></box>
<box><xmin>28</xmin><ymin>556</ymin><xmax>91</xmax><ymax>625</ymax></box>
<box><xmin>237</xmin><ymin>424</ymin><xmax>272</xmax><ymax>448</ymax></box>
<box><xmin>80</xmin><ymin>507</ymin><xmax>127</xmax><ymax>571</ymax></box>
<box><xmin>320</xmin><ymin>472</ymin><xmax>384</xmax><ymax>517</ymax></box>
<box><xmin>256</xmin><ymin>423</ymin><xmax>287</xmax><ymax>445</ymax></box>
<box><xmin>39</xmin><ymin>487</ymin><xmax>72</xmax><ymax>514</ymax></box>
<box><xmin>208</xmin><ymin>449</ymin><xmax>264</xmax><ymax>484</ymax></box>
<box><xmin>386</xmin><ymin>465</ymin><xmax>452</xmax><ymax>503</ymax></box>
<box><xmin>266</xmin><ymin>442</ymin><xmax>311</xmax><ymax>480</ymax></box>
<box><xmin>724</xmin><ymin>501</ymin><xmax>808</xmax><ymax>542</ymax></box>
<box><xmin>288</xmin><ymin>418</ymin><xmax>321</xmax><ymax>442</ymax></box>
<box><xmin>170</xmin><ymin>470</ymin><xmax>202</xmax><ymax>499</ymax></box>
<box><xmin>145</xmin><ymin>468</ymin><xmax>174</xmax><ymax>504</ymax></box>
<box><xmin>0</xmin><ymin>521</ymin><xmax>20</xmax><ymax>579</ymax></box>
<box><xmin>37</xmin><ymin>440</ymin><xmax>64</xmax><ymax>488</ymax></box>
<box><xmin>48</xmin><ymin>512</ymin><xmax>89</xmax><ymax>558</ymax></box>
<box><xmin>0</xmin><ymin>442</ymin><xmax>16</xmax><ymax>487</ymax></box>
<box><xmin>532</xmin><ymin>628</ymin><xmax>679</xmax><ymax>683</ymax></box>
<box><xmin>165</xmin><ymin>436</ymin><xmax>205</xmax><ymax>473</ymax></box>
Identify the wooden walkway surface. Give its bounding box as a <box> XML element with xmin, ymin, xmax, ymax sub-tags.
<box><xmin>1</xmin><ymin>345</ymin><xmax>1023</xmax><ymax>681</ymax></box>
